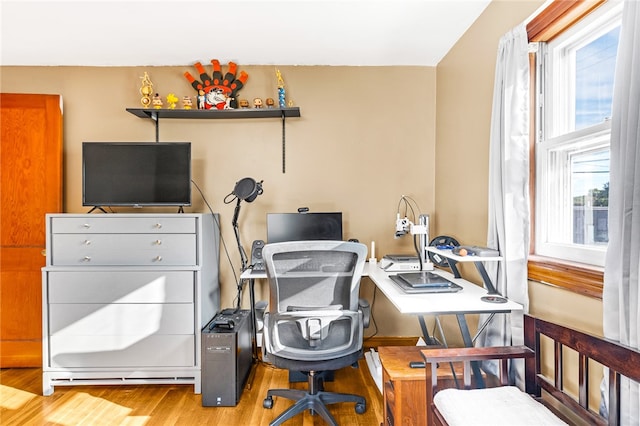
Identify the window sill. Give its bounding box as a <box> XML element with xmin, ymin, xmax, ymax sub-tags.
<box><xmin>528</xmin><ymin>255</ymin><xmax>603</xmax><ymax>300</ymax></box>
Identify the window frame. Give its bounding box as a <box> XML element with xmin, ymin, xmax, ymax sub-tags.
<box><xmin>526</xmin><ymin>0</ymin><xmax>608</xmax><ymax>299</ymax></box>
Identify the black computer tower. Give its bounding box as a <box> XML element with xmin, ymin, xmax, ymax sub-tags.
<box><xmin>201</xmin><ymin>309</ymin><xmax>252</xmax><ymax>407</ymax></box>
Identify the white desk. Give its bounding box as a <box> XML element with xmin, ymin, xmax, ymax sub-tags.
<box><xmin>242</xmin><ymin>260</ymin><xmax>522</xmax><ymax>387</ymax></box>
<box><xmin>364</xmin><ymin>262</ymin><xmax>520</xmax><ymax>315</ymax></box>
<box><xmin>241</xmin><ymin>262</ymin><xmax>521</xmax><ymax>345</ymax></box>
<box><xmin>368</xmin><ymin>253</ymin><xmax>521</xmax><ymax>388</ymax></box>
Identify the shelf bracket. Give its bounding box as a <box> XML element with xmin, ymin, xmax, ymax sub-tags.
<box><xmin>149</xmin><ymin>111</ymin><xmax>160</xmax><ymax>142</ymax></box>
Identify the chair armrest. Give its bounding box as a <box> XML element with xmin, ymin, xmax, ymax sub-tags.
<box><xmin>421</xmin><ymin>346</ymin><xmax>535</xmax><ymax>389</ymax></box>
<box><xmin>358</xmin><ymin>298</ymin><xmax>370</xmax><ymax>328</ymax></box>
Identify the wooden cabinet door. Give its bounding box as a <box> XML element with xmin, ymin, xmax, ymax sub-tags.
<box><xmin>1</xmin><ymin>93</ymin><xmax>62</xmax><ymax>367</ymax></box>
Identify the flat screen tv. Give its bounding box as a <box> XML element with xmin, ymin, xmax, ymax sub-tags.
<box><xmin>267</xmin><ymin>212</ymin><xmax>343</xmax><ymax>243</ymax></box>
<box><xmin>82</xmin><ymin>142</ymin><xmax>191</xmax><ymax>208</ymax></box>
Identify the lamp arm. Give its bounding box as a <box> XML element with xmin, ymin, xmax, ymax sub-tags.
<box><xmin>232</xmin><ymin>198</ymin><xmax>249</xmax><ymax>271</ymax></box>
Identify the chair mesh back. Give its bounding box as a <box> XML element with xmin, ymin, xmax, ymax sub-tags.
<box><xmin>270</xmin><ymin>250</ymin><xmax>358</xmax><ymax>312</ymax></box>
<box><xmin>262</xmin><ymin>241</ymin><xmax>367</xmax><ymax>361</ymax></box>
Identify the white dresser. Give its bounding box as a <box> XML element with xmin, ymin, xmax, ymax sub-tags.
<box><xmin>41</xmin><ymin>213</ymin><xmax>220</xmax><ymax>396</ymax></box>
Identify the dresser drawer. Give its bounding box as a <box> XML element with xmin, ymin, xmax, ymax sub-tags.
<box><xmin>47</xmin><ymin>271</ymin><xmax>194</xmax><ymax>303</ymax></box>
<box><xmin>51</xmin><ymin>234</ymin><xmax>197</xmax><ymax>265</ymax></box>
<box><xmin>49</xmin><ymin>335</ymin><xmax>195</xmax><ymax>368</ymax></box>
<box><xmin>48</xmin><ymin>303</ymin><xmax>195</xmax><ymax>335</ymax></box>
<box><xmin>51</xmin><ymin>216</ymin><xmax>196</xmax><ymax>234</ymax></box>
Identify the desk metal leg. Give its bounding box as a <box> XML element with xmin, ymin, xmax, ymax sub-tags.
<box><xmin>418</xmin><ymin>316</ymin><xmax>441</xmax><ymax>347</ymax></box>
<box><xmin>248</xmin><ymin>277</ymin><xmax>259</xmax><ymax>362</ymax></box>
<box><xmin>448</xmin><ymin>259</ymin><xmax>501</xmax><ymax>296</ymax></box>
<box><xmin>456</xmin><ymin>313</ymin><xmax>486</xmax><ymax>388</ymax></box>
<box><xmin>244</xmin><ymin>277</ymin><xmax>259</xmax><ymax>390</ymax></box>
<box><xmin>419</xmin><ymin>315</ymin><xmax>461</xmax><ymax>388</ymax></box>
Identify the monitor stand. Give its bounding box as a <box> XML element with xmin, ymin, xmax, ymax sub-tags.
<box><xmin>87</xmin><ymin>206</ymin><xmax>108</xmax><ymax>214</ymax></box>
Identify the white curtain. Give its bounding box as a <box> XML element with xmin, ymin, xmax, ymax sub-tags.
<box><xmin>602</xmin><ymin>0</ymin><xmax>640</xmax><ymax>423</ymax></box>
<box><xmin>476</xmin><ymin>23</ymin><xmax>530</xmax><ymax>383</ymax></box>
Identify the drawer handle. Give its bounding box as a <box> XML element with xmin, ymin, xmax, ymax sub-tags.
<box><xmin>82</xmin><ymin>256</ymin><xmax>92</xmax><ymax>262</ymax></box>
<box><xmin>155</xmin><ymin>239</ymin><xmax>162</xmax><ymax>245</ymax></box>
<box><xmin>154</xmin><ymin>223</ymin><xmax>163</xmax><ymax>229</ymax></box>
<box><xmin>83</xmin><ymin>223</ymin><xmax>91</xmax><ymax>229</ymax></box>
<box><xmin>84</xmin><ymin>239</ymin><xmax>91</xmax><ymax>245</ymax></box>
<box><xmin>154</xmin><ymin>255</ymin><xmax>163</xmax><ymax>262</ymax></box>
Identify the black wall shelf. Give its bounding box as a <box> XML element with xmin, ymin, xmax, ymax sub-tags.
<box><xmin>126</xmin><ymin>107</ymin><xmax>301</xmax><ymax>173</ymax></box>
<box><xmin>126</xmin><ymin>107</ymin><xmax>300</xmax><ymax>120</ymax></box>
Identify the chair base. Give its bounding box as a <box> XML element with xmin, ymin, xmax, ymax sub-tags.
<box><xmin>264</xmin><ymin>370</ymin><xmax>366</xmax><ymax>426</ymax></box>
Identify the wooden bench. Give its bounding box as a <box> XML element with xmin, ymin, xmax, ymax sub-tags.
<box><xmin>421</xmin><ymin>314</ymin><xmax>640</xmax><ymax>426</ymax></box>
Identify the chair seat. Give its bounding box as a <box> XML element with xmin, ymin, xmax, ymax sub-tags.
<box><xmin>267</xmin><ymin>349</ymin><xmax>363</xmax><ymax>372</ymax></box>
<box><xmin>433</xmin><ymin>386</ymin><xmax>567</xmax><ymax>425</ymax></box>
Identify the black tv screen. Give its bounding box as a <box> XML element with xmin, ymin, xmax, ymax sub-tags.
<box><xmin>267</xmin><ymin>212</ymin><xmax>343</xmax><ymax>243</ymax></box>
<box><xmin>82</xmin><ymin>142</ymin><xmax>191</xmax><ymax>207</ymax></box>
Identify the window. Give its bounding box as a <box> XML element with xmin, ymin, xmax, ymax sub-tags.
<box><xmin>534</xmin><ymin>0</ymin><xmax>621</xmax><ymax>269</ymax></box>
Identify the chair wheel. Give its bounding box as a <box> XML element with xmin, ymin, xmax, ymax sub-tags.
<box><xmin>355</xmin><ymin>401</ymin><xmax>366</xmax><ymax>414</ymax></box>
<box><xmin>263</xmin><ymin>396</ymin><xmax>274</xmax><ymax>409</ymax></box>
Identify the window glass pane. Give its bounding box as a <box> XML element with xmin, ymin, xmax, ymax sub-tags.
<box><xmin>575</xmin><ymin>26</ymin><xmax>620</xmax><ymax>130</ymax></box>
<box><xmin>571</xmin><ymin>148</ymin><xmax>609</xmax><ymax>245</ymax></box>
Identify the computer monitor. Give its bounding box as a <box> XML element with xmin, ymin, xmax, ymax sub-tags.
<box><xmin>266</xmin><ymin>212</ymin><xmax>343</xmax><ymax>243</ymax></box>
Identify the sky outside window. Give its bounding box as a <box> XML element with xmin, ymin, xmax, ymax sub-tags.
<box><xmin>571</xmin><ymin>26</ymin><xmax>619</xmax><ymax>198</ymax></box>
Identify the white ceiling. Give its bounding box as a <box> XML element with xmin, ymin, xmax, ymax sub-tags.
<box><xmin>0</xmin><ymin>0</ymin><xmax>491</xmax><ymax>67</ymax></box>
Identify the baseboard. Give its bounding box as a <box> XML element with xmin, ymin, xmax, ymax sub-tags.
<box><xmin>363</xmin><ymin>336</ymin><xmax>419</xmax><ymax>351</ymax></box>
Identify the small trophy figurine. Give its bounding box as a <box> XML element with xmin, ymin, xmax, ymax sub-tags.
<box><xmin>276</xmin><ymin>68</ymin><xmax>286</xmax><ymax>108</ymax></box>
<box><xmin>139</xmin><ymin>72</ymin><xmax>154</xmax><ymax>108</ymax></box>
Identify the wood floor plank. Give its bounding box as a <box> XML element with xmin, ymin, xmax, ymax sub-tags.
<box><xmin>0</xmin><ymin>360</ymin><xmax>384</xmax><ymax>425</ymax></box>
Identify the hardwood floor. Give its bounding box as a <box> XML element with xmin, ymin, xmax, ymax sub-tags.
<box><xmin>0</xmin><ymin>359</ymin><xmax>384</xmax><ymax>425</ymax></box>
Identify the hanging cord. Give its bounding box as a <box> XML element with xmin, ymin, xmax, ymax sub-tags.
<box><xmin>281</xmin><ymin>111</ymin><xmax>286</xmax><ymax>173</ymax></box>
<box><xmin>396</xmin><ymin>195</ymin><xmax>420</xmax><ymax>223</ymax></box>
<box><xmin>191</xmin><ymin>180</ymin><xmax>242</xmax><ymax>307</ymax></box>
<box><xmin>397</xmin><ymin>195</ymin><xmax>424</xmax><ymax>263</ymax></box>
<box><xmin>413</xmin><ymin>234</ymin><xmax>423</xmax><ymax>270</ymax></box>
<box><xmin>363</xmin><ymin>286</ymin><xmax>379</xmax><ymax>340</ymax></box>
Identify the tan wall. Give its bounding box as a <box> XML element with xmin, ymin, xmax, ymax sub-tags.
<box><xmin>0</xmin><ymin>65</ymin><xmax>435</xmax><ymax>337</ymax></box>
<box><xmin>1</xmin><ymin>0</ymin><xmax>604</xmax><ymax>340</ymax></box>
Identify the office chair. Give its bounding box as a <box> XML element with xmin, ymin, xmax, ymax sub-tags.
<box><xmin>261</xmin><ymin>240</ymin><xmax>369</xmax><ymax>426</ymax></box>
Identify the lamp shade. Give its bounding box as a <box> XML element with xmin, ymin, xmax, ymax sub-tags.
<box><xmin>232</xmin><ymin>177</ymin><xmax>263</xmax><ymax>202</ymax></box>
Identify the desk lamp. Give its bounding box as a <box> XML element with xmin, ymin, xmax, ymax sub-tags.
<box><xmin>224</xmin><ymin>177</ymin><xmax>263</xmax><ymax>272</ymax></box>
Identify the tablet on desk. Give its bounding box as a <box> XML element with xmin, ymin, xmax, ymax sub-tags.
<box><xmin>389</xmin><ymin>272</ymin><xmax>462</xmax><ymax>294</ymax></box>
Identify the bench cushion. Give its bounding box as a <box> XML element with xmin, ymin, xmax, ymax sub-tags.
<box><xmin>433</xmin><ymin>386</ymin><xmax>568</xmax><ymax>425</ymax></box>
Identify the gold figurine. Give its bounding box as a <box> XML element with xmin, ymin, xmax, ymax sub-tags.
<box><xmin>276</xmin><ymin>68</ymin><xmax>286</xmax><ymax>108</ymax></box>
<box><xmin>139</xmin><ymin>72</ymin><xmax>154</xmax><ymax>108</ymax></box>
